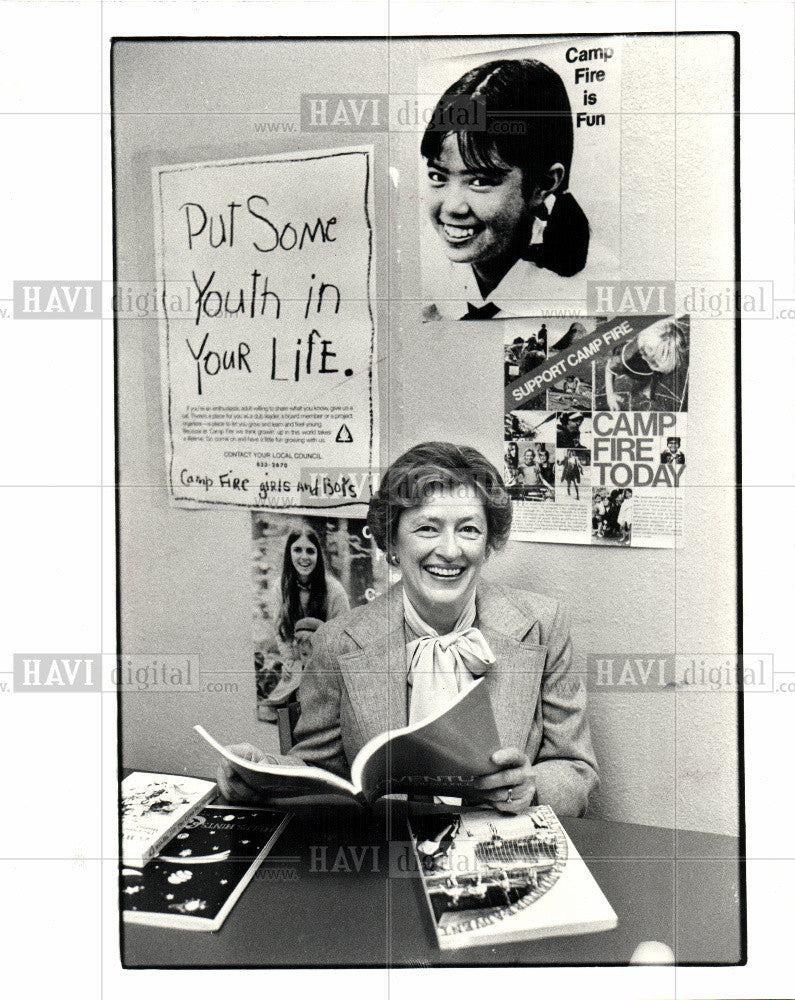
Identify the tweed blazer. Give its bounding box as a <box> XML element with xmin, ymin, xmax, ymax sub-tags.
<box><xmin>290</xmin><ymin>579</ymin><xmax>599</xmax><ymax>816</ymax></box>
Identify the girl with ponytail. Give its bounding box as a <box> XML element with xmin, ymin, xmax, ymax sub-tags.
<box><xmin>421</xmin><ymin>58</ymin><xmax>591</xmax><ymax>320</ymax></box>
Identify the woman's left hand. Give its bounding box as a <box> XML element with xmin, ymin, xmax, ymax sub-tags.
<box><xmin>472</xmin><ymin>747</ymin><xmax>537</xmax><ymax>814</ymax></box>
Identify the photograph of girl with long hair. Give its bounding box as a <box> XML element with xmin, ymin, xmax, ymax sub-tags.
<box><xmin>421</xmin><ymin>58</ymin><xmax>594</xmax><ymax>320</ymax></box>
<box><xmin>252</xmin><ymin>518</ymin><xmax>386</xmax><ymax>719</ymax></box>
<box><xmin>276</xmin><ymin>527</ymin><xmax>349</xmax><ymax>645</ymax></box>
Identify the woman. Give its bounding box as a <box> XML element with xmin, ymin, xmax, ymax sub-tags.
<box><xmin>220</xmin><ymin>443</ymin><xmax>598</xmax><ymax>817</ymax></box>
<box><xmin>421</xmin><ymin>59</ymin><xmax>591</xmax><ymax>320</ymax></box>
<box><xmin>276</xmin><ymin>527</ymin><xmax>349</xmax><ymax>644</ymax></box>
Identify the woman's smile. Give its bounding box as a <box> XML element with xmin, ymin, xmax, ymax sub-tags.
<box><xmin>440</xmin><ymin>222</ymin><xmax>479</xmax><ymax>245</ymax></box>
<box><xmin>422</xmin><ymin>563</ymin><xmax>466</xmax><ymax>580</ymax></box>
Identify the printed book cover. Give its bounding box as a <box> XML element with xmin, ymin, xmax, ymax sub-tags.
<box><xmin>121</xmin><ymin>805</ymin><xmax>291</xmax><ymax>931</ymax></box>
<box><xmin>121</xmin><ymin>771</ymin><xmax>218</xmax><ymax>867</ymax></box>
<box><xmin>408</xmin><ymin>806</ymin><xmax>617</xmax><ymax>949</ymax></box>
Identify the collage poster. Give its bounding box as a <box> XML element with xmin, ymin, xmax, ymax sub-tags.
<box><xmin>503</xmin><ymin>314</ymin><xmax>689</xmax><ymax>547</ymax></box>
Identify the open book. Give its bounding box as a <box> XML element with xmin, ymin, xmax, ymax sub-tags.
<box><xmin>196</xmin><ymin>676</ymin><xmax>500</xmax><ymax>806</ymax></box>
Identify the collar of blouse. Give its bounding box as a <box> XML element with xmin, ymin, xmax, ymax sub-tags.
<box><xmin>342</xmin><ymin>580</ymin><xmax>538</xmax><ymax>653</ymax></box>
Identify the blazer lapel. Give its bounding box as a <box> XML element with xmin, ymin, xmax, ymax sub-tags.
<box><xmin>338</xmin><ymin>585</ymin><xmax>408</xmax><ymax>742</ymax></box>
<box><xmin>476</xmin><ymin>580</ymin><xmax>546</xmax><ymax>751</ymax></box>
<box><xmin>479</xmin><ymin>629</ymin><xmax>545</xmax><ymax>750</ymax></box>
<box><xmin>336</xmin><ymin>579</ymin><xmax>547</xmax><ymax>750</ymax></box>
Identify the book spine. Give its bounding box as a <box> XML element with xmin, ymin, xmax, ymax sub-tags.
<box><xmin>212</xmin><ymin>812</ymin><xmax>292</xmax><ymax>931</ymax></box>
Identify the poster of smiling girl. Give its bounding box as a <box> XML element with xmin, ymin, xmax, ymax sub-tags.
<box><xmin>419</xmin><ymin>38</ymin><xmax>621</xmax><ymax>321</ymax></box>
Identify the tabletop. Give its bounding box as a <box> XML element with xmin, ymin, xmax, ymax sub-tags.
<box><xmin>121</xmin><ymin>797</ymin><xmax>743</xmax><ymax>968</ymax></box>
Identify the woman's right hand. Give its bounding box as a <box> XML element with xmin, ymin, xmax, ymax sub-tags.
<box><xmin>217</xmin><ymin>743</ymin><xmax>265</xmax><ymax>803</ymax></box>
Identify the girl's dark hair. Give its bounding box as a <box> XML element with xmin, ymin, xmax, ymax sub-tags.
<box><xmin>278</xmin><ymin>528</ymin><xmax>328</xmax><ymax>642</ymax></box>
<box><xmin>367</xmin><ymin>442</ymin><xmax>512</xmax><ymax>558</ymax></box>
<box><xmin>421</xmin><ymin>58</ymin><xmax>589</xmax><ymax>277</ymax></box>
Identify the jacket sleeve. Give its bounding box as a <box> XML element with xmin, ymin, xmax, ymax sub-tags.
<box><xmin>326</xmin><ymin>576</ymin><xmax>351</xmax><ymax>621</ymax></box>
<box><xmin>530</xmin><ymin>601</ymin><xmax>600</xmax><ymax>817</ymax></box>
<box><xmin>287</xmin><ymin>622</ymin><xmax>350</xmax><ymax>778</ymax></box>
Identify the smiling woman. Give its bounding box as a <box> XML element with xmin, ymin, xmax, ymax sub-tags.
<box><xmin>219</xmin><ymin>442</ymin><xmax>599</xmax><ymax>818</ymax></box>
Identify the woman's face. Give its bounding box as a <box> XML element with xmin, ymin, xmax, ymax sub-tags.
<box><xmin>394</xmin><ymin>485</ymin><xmax>488</xmax><ymax>628</ymax></box>
<box><xmin>290</xmin><ymin>535</ymin><xmax>318</xmax><ymax>580</ymax></box>
<box><xmin>425</xmin><ymin>134</ymin><xmax>529</xmax><ymax>269</ymax></box>
<box><xmin>524</xmin><ymin>450</ymin><xmax>535</xmax><ymax>465</ymax></box>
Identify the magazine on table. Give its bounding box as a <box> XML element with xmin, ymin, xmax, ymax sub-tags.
<box><xmin>121</xmin><ymin>805</ymin><xmax>291</xmax><ymax>931</ymax></box>
<box><xmin>121</xmin><ymin>771</ymin><xmax>218</xmax><ymax>867</ymax></box>
<box><xmin>408</xmin><ymin>805</ymin><xmax>617</xmax><ymax>949</ymax></box>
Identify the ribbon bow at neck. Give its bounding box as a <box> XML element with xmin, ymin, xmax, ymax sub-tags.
<box><xmin>404</xmin><ymin>591</ymin><xmax>495</xmax><ymax>725</ymax></box>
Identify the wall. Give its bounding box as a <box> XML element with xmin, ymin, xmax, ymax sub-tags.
<box><xmin>115</xmin><ymin>35</ymin><xmax>739</xmax><ymax>836</ymax></box>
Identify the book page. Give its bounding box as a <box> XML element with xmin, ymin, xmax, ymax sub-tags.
<box><xmin>353</xmin><ymin>677</ymin><xmax>501</xmax><ymax>803</ymax></box>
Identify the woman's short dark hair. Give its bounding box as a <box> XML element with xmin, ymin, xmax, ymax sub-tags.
<box><xmin>421</xmin><ymin>58</ymin><xmax>589</xmax><ymax>277</ymax></box>
<box><xmin>367</xmin><ymin>442</ymin><xmax>512</xmax><ymax>557</ymax></box>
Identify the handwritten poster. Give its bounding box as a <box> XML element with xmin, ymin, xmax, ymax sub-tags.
<box><xmin>153</xmin><ymin>147</ymin><xmax>377</xmax><ymax>511</ymax></box>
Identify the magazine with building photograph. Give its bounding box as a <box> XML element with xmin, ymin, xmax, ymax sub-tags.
<box><xmin>408</xmin><ymin>806</ymin><xmax>617</xmax><ymax>949</ymax></box>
